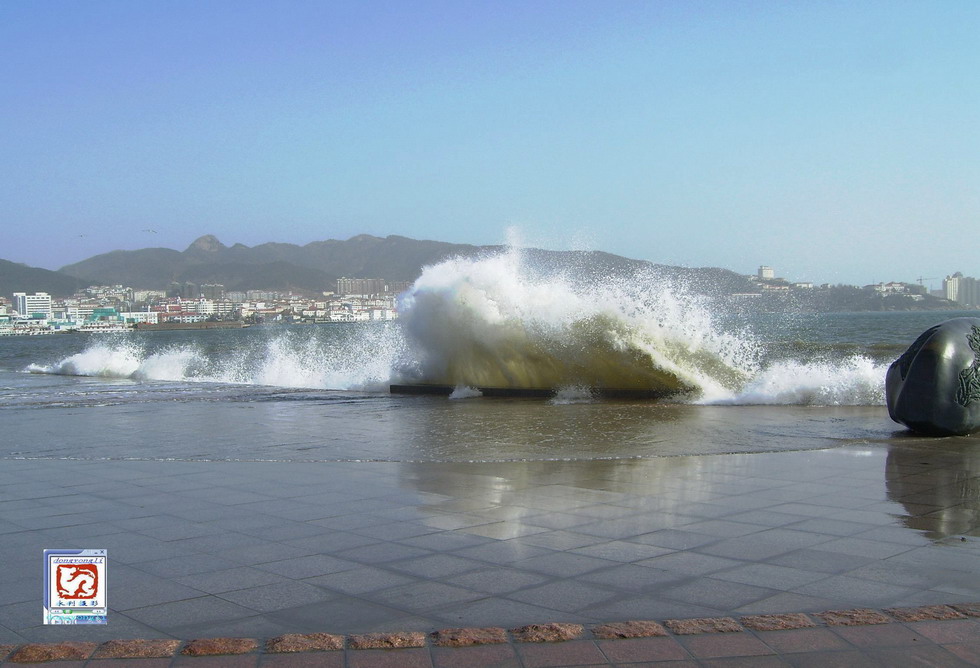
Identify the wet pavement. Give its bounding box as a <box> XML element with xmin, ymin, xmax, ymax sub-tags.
<box><xmin>1</xmin><ymin>437</ymin><xmax>979</xmax><ymax>665</ymax></box>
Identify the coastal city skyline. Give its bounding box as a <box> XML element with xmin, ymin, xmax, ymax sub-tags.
<box><xmin>2</xmin><ymin>1</ymin><xmax>977</xmax><ymax>287</ymax></box>
<box><xmin>4</xmin><ymin>258</ymin><xmax>978</xmax><ymax>337</ymax></box>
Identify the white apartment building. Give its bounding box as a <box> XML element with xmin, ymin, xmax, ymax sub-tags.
<box><xmin>13</xmin><ymin>292</ymin><xmax>53</xmax><ymax>318</ymax></box>
<box><xmin>192</xmin><ymin>299</ymin><xmax>216</xmax><ymax>316</ymax></box>
<box><xmin>120</xmin><ymin>311</ymin><xmax>160</xmax><ymax>324</ymax></box>
<box><xmin>66</xmin><ymin>305</ymin><xmax>97</xmax><ymax>322</ymax></box>
<box><xmin>945</xmin><ymin>273</ymin><xmax>980</xmax><ymax>307</ymax></box>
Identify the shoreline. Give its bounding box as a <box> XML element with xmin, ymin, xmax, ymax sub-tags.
<box><xmin>132</xmin><ymin>321</ymin><xmax>248</xmax><ymax>331</ymax></box>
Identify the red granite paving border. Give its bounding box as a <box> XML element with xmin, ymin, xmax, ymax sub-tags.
<box><xmin>265</xmin><ymin>633</ymin><xmax>344</xmax><ymax>653</ymax></box>
<box><xmin>347</xmin><ymin>632</ymin><xmax>427</xmax><ymax>650</ymax></box>
<box><xmin>950</xmin><ymin>602</ymin><xmax>980</xmax><ymax>617</ymax></box>
<box><xmin>0</xmin><ymin>603</ymin><xmax>978</xmax><ymax>664</ymax></box>
<box><xmin>592</xmin><ymin>620</ymin><xmax>668</xmax><ymax>639</ymax></box>
<box><xmin>180</xmin><ymin>638</ymin><xmax>259</xmax><ymax>656</ymax></box>
<box><xmin>814</xmin><ymin>607</ymin><xmax>894</xmax><ymax>626</ymax></box>
<box><xmin>739</xmin><ymin>612</ymin><xmax>815</xmax><ymax>632</ymax></box>
<box><xmin>430</xmin><ymin>627</ymin><xmax>508</xmax><ymax>647</ymax></box>
<box><xmin>90</xmin><ymin>639</ymin><xmax>183</xmax><ymax>659</ymax></box>
<box><xmin>883</xmin><ymin>604</ymin><xmax>967</xmax><ymax>622</ymax></box>
<box><xmin>510</xmin><ymin>623</ymin><xmax>585</xmax><ymax>643</ymax></box>
<box><xmin>7</xmin><ymin>641</ymin><xmax>97</xmax><ymax>663</ymax></box>
<box><xmin>663</xmin><ymin>616</ymin><xmax>743</xmax><ymax>634</ymax></box>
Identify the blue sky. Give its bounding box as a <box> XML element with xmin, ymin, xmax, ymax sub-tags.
<box><xmin>2</xmin><ymin>0</ymin><xmax>977</xmax><ymax>287</ymax></box>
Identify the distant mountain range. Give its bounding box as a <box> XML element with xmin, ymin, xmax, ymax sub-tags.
<box><xmin>2</xmin><ymin>233</ymin><xmax>755</xmax><ymax>298</ymax></box>
<box><xmin>0</xmin><ymin>258</ymin><xmax>86</xmax><ymax>298</ymax></box>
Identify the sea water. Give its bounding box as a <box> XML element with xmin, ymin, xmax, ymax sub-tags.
<box><xmin>1</xmin><ymin>249</ymin><xmax>976</xmax><ymax>462</ymax></box>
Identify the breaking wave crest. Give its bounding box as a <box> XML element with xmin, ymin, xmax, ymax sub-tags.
<box><xmin>398</xmin><ymin>247</ymin><xmax>759</xmax><ymax>399</ymax></box>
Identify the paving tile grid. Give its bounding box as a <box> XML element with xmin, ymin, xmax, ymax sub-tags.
<box><xmin>1</xmin><ymin>438</ymin><xmax>978</xmax><ymax>662</ymax></box>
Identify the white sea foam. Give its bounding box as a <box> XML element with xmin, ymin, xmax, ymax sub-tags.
<box><xmin>709</xmin><ymin>356</ymin><xmax>888</xmax><ymax>406</ymax></box>
<box><xmin>449</xmin><ymin>385</ymin><xmax>482</xmax><ymax>399</ymax></box>
<box><xmin>132</xmin><ymin>345</ymin><xmax>207</xmax><ymax>381</ymax></box>
<box><xmin>550</xmin><ymin>385</ymin><xmax>596</xmax><ymax>404</ymax></box>
<box><xmin>27</xmin><ymin>326</ymin><xmax>405</xmax><ymax>393</ymax></box>
<box><xmin>28</xmin><ymin>339</ymin><xmax>144</xmax><ymax>378</ymax></box>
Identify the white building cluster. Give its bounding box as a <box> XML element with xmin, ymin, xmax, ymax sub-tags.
<box><xmin>944</xmin><ymin>273</ymin><xmax>980</xmax><ymax>308</ymax></box>
<box><xmin>2</xmin><ymin>280</ymin><xmax>402</xmax><ymax>335</ymax></box>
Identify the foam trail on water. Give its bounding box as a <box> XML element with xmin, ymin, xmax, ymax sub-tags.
<box><xmin>448</xmin><ymin>385</ymin><xmax>482</xmax><ymax>399</ymax></box>
<box><xmin>550</xmin><ymin>386</ymin><xmax>596</xmax><ymax>405</ymax></box>
<box><xmin>27</xmin><ymin>327</ymin><xmax>405</xmax><ymax>392</ymax></box>
<box><xmin>133</xmin><ymin>345</ymin><xmax>209</xmax><ymax>381</ymax></box>
<box><xmin>710</xmin><ymin>356</ymin><xmax>888</xmax><ymax>406</ymax></box>
<box><xmin>27</xmin><ymin>339</ymin><xmax>145</xmax><ymax>378</ymax></box>
<box><xmin>242</xmin><ymin>328</ymin><xmax>404</xmax><ymax>391</ymax></box>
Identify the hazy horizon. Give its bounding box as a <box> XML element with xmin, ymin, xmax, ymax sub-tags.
<box><xmin>2</xmin><ymin>1</ymin><xmax>977</xmax><ymax>288</ymax></box>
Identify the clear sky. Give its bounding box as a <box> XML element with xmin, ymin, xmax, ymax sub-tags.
<box><xmin>2</xmin><ymin>0</ymin><xmax>977</xmax><ymax>288</ymax></box>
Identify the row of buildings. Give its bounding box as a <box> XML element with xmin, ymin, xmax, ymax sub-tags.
<box><xmin>752</xmin><ymin>266</ymin><xmax>980</xmax><ymax>307</ymax></box>
<box><xmin>1</xmin><ymin>279</ymin><xmax>403</xmax><ymax>335</ymax></box>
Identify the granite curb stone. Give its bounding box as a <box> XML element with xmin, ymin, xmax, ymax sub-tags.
<box><xmin>347</xmin><ymin>631</ymin><xmax>426</xmax><ymax>649</ymax></box>
<box><xmin>179</xmin><ymin>638</ymin><xmax>258</xmax><ymax>657</ymax></box>
<box><xmin>429</xmin><ymin>627</ymin><xmax>508</xmax><ymax>647</ymax></box>
<box><xmin>265</xmin><ymin>633</ymin><xmax>344</xmax><ymax>653</ymax></box>
<box><xmin>815</xmin><ymin>607</ymin><xmax>894</xmax><ymax>626</ymax></box>
<box><xmin>884</xmin><ymin>604</ymin><xmax>967</xmax><ymax>622</ymax></box>
<box><xmin>663</xmin><ymin>616</ymin><xmax>742</xmax><ymax>634</ymax></box>
<box><xmin>7</xmin><ymin>641</ymin><xmax>97</xmax><ymax>663</ymax></box>
<box><xmin>950</xmin><ymin>602</ymin><xmax>980</xmax><ymax>617</ymax></box>
<box><xmin>592</xmin><ymin>620</ymin><xmax>668</xmax><ymax>639</ymax></box>
<box><xmin>510</xmin><ymin>622</ymin><xmax>584</xmax><ymax>643</ymax></box>
<box><xmin>90</xmin><ymin>639</ymin><xmax>182</xmax><ymax>659</ymax></box>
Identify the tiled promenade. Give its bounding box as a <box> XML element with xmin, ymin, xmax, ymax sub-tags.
<box><xmin>1</xmin><ymin>437</ymin><xmax>979</xmax><ymax>665</ymax></box>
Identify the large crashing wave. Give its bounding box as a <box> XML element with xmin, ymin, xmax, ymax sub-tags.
<box><xmin>397</xmin><ymin>247</ymin><xmax>759</xmax><ymax>400</ymax></box>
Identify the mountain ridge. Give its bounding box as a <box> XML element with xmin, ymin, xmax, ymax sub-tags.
<box><xmin>2</xmin><ymin>234</ymin><xmax>755</xmax><ymax>297</ymax></box>
<box><xmin>0</xmin><ymin>258</ymin><xmax>86</xmax><ymax>298</ymax></box>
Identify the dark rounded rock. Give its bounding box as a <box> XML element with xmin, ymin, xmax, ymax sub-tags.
<box><xmin>886</xmin><ymin>317</ymin><xmax>980</xmax><ymax>436</ymax></box>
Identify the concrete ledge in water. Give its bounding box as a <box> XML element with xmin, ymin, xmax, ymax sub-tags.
<box><xmin>389</xmin><ymin>384</ymin><xmax>684</xmax><ymax>400</ymax></box>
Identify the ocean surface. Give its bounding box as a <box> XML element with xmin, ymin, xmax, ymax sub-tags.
<box><xmin>2</xmin><ymin>251</ymin><xmax>978</xmax><ymax>463</ymax></box>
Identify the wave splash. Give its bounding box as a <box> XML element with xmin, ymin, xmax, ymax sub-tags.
<box><xmin>398</xmin><ymin>247</ymin><xmax>758</xmax><ymax>400</ymax></box>
<box><xmin>24</xmin><ymin>246</ymin><xmax>889</xmax><ymax>406</ymax></box>
<box><xmin>26</xmin><ymin>325</ymin><xmax>404</xmax><ymax>393</ymax></box>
